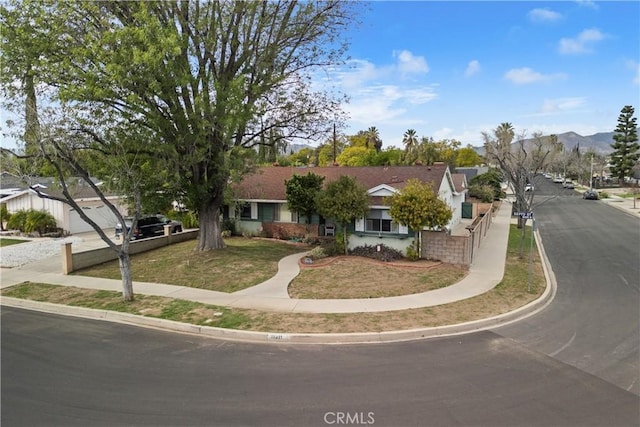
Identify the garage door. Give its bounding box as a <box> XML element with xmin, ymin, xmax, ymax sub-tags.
<box><xmin>68</xmin><ymin>205</ymin><xmax>118</xmax><ymax>234</ymax></box>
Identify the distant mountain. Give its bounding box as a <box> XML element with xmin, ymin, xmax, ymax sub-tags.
<box><xmin>554</xmin><ymin>131</ymin><xmax>614</xmax><ymax>154</ymax></box>
<box><xmin>475</xmin><ymin>129</ymin><xmax>639</xmax><ymax>155</ymax></box>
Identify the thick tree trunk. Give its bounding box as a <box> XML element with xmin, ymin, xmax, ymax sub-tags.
<box><xmin>196</xmin><ymin>197</ymin><xmax>225</xmax><ymax>251</ymax></box>
<box><xmin>118</xmin><ymin>252</ymin><xmax>134</xmax><ymax>301</ymax></box>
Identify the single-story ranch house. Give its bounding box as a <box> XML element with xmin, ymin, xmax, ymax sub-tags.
<box><xmin>228</xmin><ymin>164</ymin><xmax>468</xmax><ymax>254</ymax></box>
<box><xmin>0</xmin><ymin>174</ymin><xmax>128</xmax><ymax>234</ymax></box>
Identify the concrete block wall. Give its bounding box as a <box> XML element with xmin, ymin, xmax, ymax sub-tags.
<box><xmin>421</xmin><ymin>231</ymin><xmax>471</xmax><ymax>265</ymax></box>
<box><xmin>66</xmin><ymin>230</ymin><xmax>199</xmax><ymax>273</ymax></box>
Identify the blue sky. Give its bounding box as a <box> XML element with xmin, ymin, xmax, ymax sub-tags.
<box><xmin>1</xmin><ymin>1</ymin><xmax>637</xmax><ymax>152</ymax></box>
<box><xmin>333</xmin><ymin>0</ymin><xmax>640</xmax><ymax>148</ymax></box>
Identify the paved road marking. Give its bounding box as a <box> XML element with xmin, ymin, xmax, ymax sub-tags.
<box><xmin>549</xmin><ymin>331</ymin><xmax>577</xmax><ymax>357</ymax></box>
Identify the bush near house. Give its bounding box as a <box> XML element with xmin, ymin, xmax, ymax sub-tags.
<box><xmin>6</xmin><ymin>209</ymin><xmax>58</xmax><ymax>236</ymax></box>
<box><xmin>468</xmin><ymin>184</ymin><xmax>495</xmax><ymax>203</ymax></box>
<box><xmin>350</xmin><ymin>244</ymin><xmax>405</xmax><ymax>262</ymax></box>
<box><xmin>6</xmin><ymin>210</ymin><xmax>28</xmax><ymax>231</ymax></box>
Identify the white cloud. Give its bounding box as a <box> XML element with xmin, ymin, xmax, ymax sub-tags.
<box><xmin>345</xmin><ymin>84</ymin><xmax>437</xmax><ymax>126</ymax></box>
<box><xmin>464</xmin><ymin>60</ymin><xmax>480</xmax><ymax>77</ymax></box>
<box><xmin>627</xmin><ymin>60</ymin><xmax>640</xmax><ymax>86</ymax></box>
<box><xmin>540</xmin><ymin>97</ymin><xmax>588</xmax><ymax>114</ymax></box>
<box><xmin>528</xmin><ymin>8</ymin><xmax>563</xmax><ymax>23</ymax></box>
<box><xmin>575</xmin><ymin>0</ymin><xmax>598</xmax><ymax>10</ymax></box>
<box><xmin>504</xmin><ymin>67</ymin><xmax>567</xmax><ymax>84</ymax></box>
<box><xmin>558</xmin><ymin>28</ymin><xmax>606</xmax><ymax>54</ymax></box>
<box><xmin>392</xmin><ymin>50</ymin><xmax>429</xmax><ymax>76</ymax></box>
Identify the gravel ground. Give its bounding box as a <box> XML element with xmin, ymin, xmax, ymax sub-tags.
<box><xmin>0</xmin><ymin>236</ymin><xmax>83</xmax><ymax>268</ymax></box>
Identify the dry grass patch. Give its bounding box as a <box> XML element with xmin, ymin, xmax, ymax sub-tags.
<box><xmin>289</xmin><ymin>258</ymin><xmax>467</xmax><ymax>299</ymax></box>
<box><xmin>2</xmin><ymin>225</ymin><xmax>546</xmax><ymax>333</ymax></box>
<box><xmin>73</xmin><ymin>237</ymin><xmax>310</xmax><ymax>293</ymax></box>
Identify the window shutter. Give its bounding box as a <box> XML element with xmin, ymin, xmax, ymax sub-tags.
<box><xmin>355</xmin><ymin>217</ymin><xmax>365</xmax><ymax>232</ymax></box>
<box><xmin>251</xmin><ymin>203</ymin><xmax>258</xmax><ymax>220</ymax></box>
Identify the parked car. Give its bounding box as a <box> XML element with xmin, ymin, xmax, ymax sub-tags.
<box><xmin>115</xmin><ymin>215</ymin><xmax>183</xmax><ymax>239</ymax></box>
<box><xmin>553</xmin><ymin>176</ymin><xmax>564</xmax><ymax>183</ymax></box>
<box><xmin>543</xmin><ymin>173</ymin><xmax>552</xmax><ymax>179</ymax></box>
<box><xmin>583</xmin><ymin>190</ymin><xmax>599</xmax><ymax>200</ymax></box>
<box><xmin>525</xmin><ymin>184</ymin><xmax>534</xmax><ymax>192</ymax></box>
<box><xmin>563</xmin><ymin>181</ymin><xmax>575</xmax><ymax>189</ymax></box>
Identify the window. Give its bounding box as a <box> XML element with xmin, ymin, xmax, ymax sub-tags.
<box><xmin>365</xmin><ymin>209</ymin><xmax>398</xmax><ymax>233</ymax></box>
<box><xmin>240</xmin><ymin>203</ymin><xmax>252</xmax><ymax>219</ymax></box>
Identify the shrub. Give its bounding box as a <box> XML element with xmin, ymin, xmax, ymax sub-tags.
<box><xmin>167</xmin><ymin>210</ymin><xmax>199</xmax><ymax>229</ymax></box>
<box><xmin>308</xmin><ymin>246</ymin><xmax>327</xmax><ymax>260</ymax></box>
<box><xmin>6</xmin><ymin>210</ymin><xmax>28</xmax><ymax>231</ymax></box>
<box><xmin>24</xmin><ymin>210</ymin><xmax>57</xmax><ymax>236</ymax></box>
<box><xmin>320</xmin><ymin>238</ymin><xmax>344</xmax><ymax>257</ymax></box>
<box><xmin>222</xmin><ymin>218</ymin><xmax>236</xmax><ymax>235</ymax></box>
<box><xmin>406</xmin><ymin>245</ymin><xmax>419</xmax><ymax>261</ymax></box>
<box><xmin>468</xmin><ymin>184</ymin><xmax>495</xmax><ymax>203</ymax></box>
<box><xmin>350</xmin><ymin>244</ymin><xmax>405</xmax><ymax>262</ymax></box>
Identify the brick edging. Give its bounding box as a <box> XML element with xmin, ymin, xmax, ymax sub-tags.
<box><xmin>298</xmin><ymin>255</ymin><xmax>443</xmax><ymax>270</ymax></box>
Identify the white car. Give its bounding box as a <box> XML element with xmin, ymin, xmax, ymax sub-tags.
<box><xmin>553</xmin><ymin>177</ymin><xmax>564</xmax><ymax>183</ymax></box>
<box><xmin>525</xmin><ymin>184</ymin><xmax>534</xmax><ymax>192</ymax></box>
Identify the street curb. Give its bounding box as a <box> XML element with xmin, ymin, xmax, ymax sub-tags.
<box><xmin>602</xmin><ymin>197</ymin><xmax>640</xmax><ymax>218</ymax></box>
<box><xmin>0</xmin><ymin>231</ymin><xmax>557</xmax><ymax>345</ymax></box>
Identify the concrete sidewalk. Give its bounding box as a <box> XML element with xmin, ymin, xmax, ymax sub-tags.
<box><xmin>1</xmin><ymin>202</ymin><xmax>513</xmax><ymax>313</ymax></box>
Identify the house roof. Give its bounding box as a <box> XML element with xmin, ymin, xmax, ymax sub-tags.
<box><xmin>232</xmin><ymin>164</ymin><xmax>450</xmax><ymax>202</ymax></box>
<box><xmin>0</xmin><ymin>173</ymin><xmax>120</xmax><ymax>203</ymax></box>
<box><xmin>451</xmin><ymin>173</ymin><xmax>468</xmax><ymax>193</ymax></box>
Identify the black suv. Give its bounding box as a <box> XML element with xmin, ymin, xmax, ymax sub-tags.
<box><xmin>115</xmin><ymin>215</ymin><xmax>183</xmax><ymax>240</ymax></box>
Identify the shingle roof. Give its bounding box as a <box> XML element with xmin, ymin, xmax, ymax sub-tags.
<box><xmin>451</xmin><ymin>173</ymin><xmax>468</xmax><ymax>193</ymax></box>
<box><xmin>232</xmin><ymin>164</ymin><xmax>449</xmax><ymax>201</ymax></box>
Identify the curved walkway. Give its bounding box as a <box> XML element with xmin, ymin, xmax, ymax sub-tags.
<box><xmin>2</xmin><ymin>202</ymin><xmax>513</xmax><ymax>313</ymax></box>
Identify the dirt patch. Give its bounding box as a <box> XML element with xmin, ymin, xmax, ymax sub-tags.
<box><xmin>290</xmin><ymin>258</ymin><xmax>467</xmax><ymax>299</ymax></box>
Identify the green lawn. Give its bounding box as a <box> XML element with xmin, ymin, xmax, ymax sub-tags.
<box><xmin>0</xmin><ymin>238</ymin><xmax>30</xmax><ymax>247</ymax></box>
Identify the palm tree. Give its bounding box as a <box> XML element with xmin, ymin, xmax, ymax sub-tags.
<box><xmin>402</xmin><ymin>129</ymin><xmax>418</xmax><ymax>154</ymax></box>
<box><xmin>495</xmin><ymin>122</ymin><xmax>515</xmax><ymax>149</ymax></box>
<box><xmin>366</xmin><ymin>126</ymin><xmax>382</xmax><ymax>152</ymax></box>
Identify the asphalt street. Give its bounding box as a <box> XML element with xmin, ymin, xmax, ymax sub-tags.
<box><xmin>495</xmin><ymin>176</ymin><xmax>640</xmax><ymax>395</ymax></box>
<box><xmin>2</xmin><ymin>176</ymin><xmax>639</xmax><ymax>426</ymax></box>
<box><xmin>2</xmin><ymin>307</ymin><xmax>638</xmax><ymax>427</ymax></box>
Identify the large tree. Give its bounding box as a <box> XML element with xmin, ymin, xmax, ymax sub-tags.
<box><xmin>610</xmin><ymin>105</ymin><xmax>639</xmax><ymax>184</ymax></box>
<box><xmin>3</xmin><ymin>0</ymin><xmax>358</xmax><ymax>251</ymax></box>
<box><xmin>483</xmin><ymin>125</ymin><xmax>554</xmax><ymax>255</ymax></box>
<box><xmin>315</xmin><ymin>175</ymin><xmax>369</xmax><ymax>255</ymax></box>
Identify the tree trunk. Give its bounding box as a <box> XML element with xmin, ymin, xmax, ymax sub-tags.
<box><xmin>196</xmin><ymin>197</ymin><xmax>225</xmax><ymax>251</ymax></box>
<box><xmin>118</xmin><ymin>252</ymin><xmax>134</xmax><ymax>301</ymax></box>
<box><xmin>342</xmin><ymin>222</ymin><xmax>348</xmax><ymax>255</ymax></box>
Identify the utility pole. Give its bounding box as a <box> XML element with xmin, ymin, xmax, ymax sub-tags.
<box><xmin>589</xmin><ymin>155</ymin><xmax>594</xmax><ymax>191</ymax></box>
<box><xmin>332</xmin><ymin>123</ymin><xmax>337</xmax><ymax>165</ymax></box>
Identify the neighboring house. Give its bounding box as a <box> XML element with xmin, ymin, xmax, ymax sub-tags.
<box><xmin>454</xmin><ymin>166</ymin><xmax>489</xmax><ymax>184</ymax></box>
<box><xmin>229</xmin><ymin>164</ymin><xmax>466</xmax><ymax>253</ymax></box>
<box><xmin>0</xmin><ymin>176</ymin><xmax>128</xmax><ymax>234</ymax></box>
